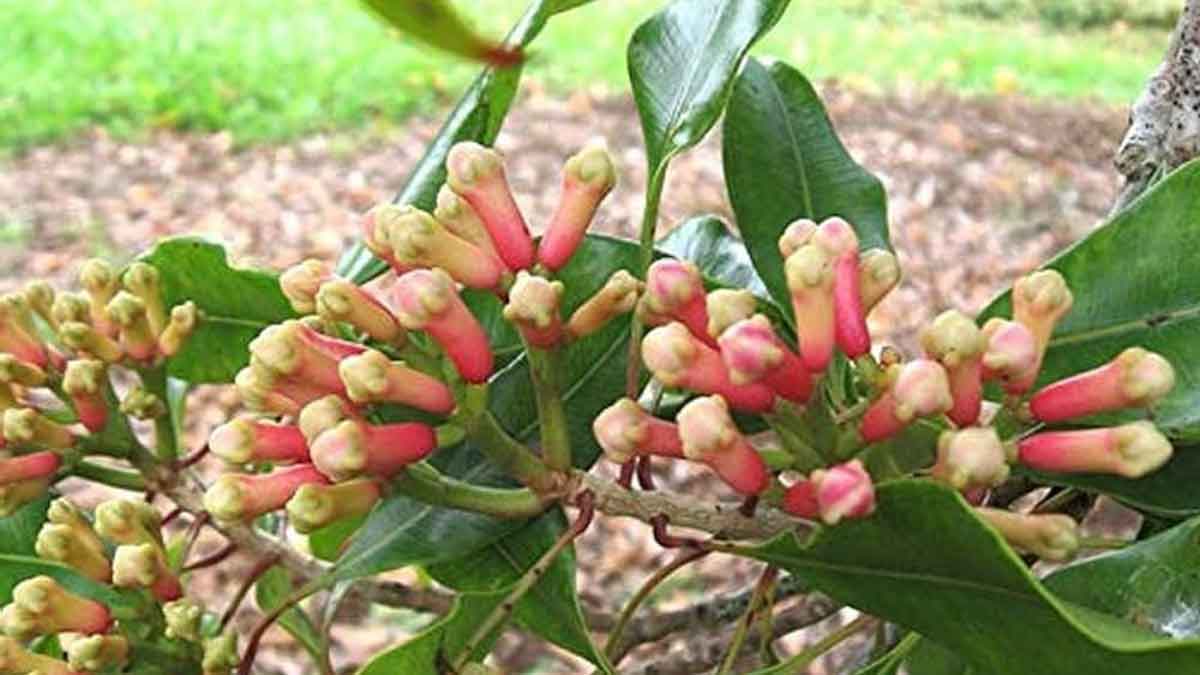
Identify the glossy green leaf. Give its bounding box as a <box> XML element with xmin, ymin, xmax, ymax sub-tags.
<box><xmin>0</xmin><ymin>554</ymin><xmax>136</xmax><ymax>607</ymax></box>
<box><xmin>140</xmin><ymin>237</ymin><xmax>295</xmax><ymax>383</ymax></box>
<box><xmin>854</xmin><ymin>634</ymin><xmax>922</xmax><ymax>675</ymax></box>
<box><xmin>360</xmin><ymin>0</ymin><xmax>524</xmax><ymax>67</ymax></box>
<box><xmin>724</xmin><ymin>58</ymin><xmax>890</xmax><ymax>321</ymax></box>
<box><xmin>741</xmin><ymin>480</ymin><xmax>1200</xmax><ymax>675</ymax></box>
<box><xmin>628</xmin><ymin>0</ymin><xmax>789</xmax><ymax>173</ymax></box>
<box><xmin>338</xmin><ymin>0</ymin><xmax>589</xmax><ymax>283</ymax></box>
<box><xmin>904</xmin><ymin>637</ymin><xmax>973</xmax><ymax>675</ymax></box>
<box><xmin>309</xmin><ymin>514</ymin><xmax>367</xmax><ymax>562</ymax></box>
<box><xmin>255</xmin><ymin>566</ymin><xmax>325</xmax><ymax>665</ymax></box>
<box><xmin>356</xmin><ymin>589</ymin><xmax>508</xmax><ymax>675</ymax></box>
<box><xmin>980</xmin><ymin>159</ymin><xmax>1200</xmax><ymax>516</ymax></box>
<box><xmin>657</xmin><ymin>215</ymin><xmax>769</xmax><ymax>297</ymax></box>
<box><xmin>429</xmin><ymin>509</ymin><xmax>611</xmax><ymax>672</ymax></box>
<box><xmin>0</xmin><ymin>495</ymin><xmax>50</xmax><ymax>557</ymax></box>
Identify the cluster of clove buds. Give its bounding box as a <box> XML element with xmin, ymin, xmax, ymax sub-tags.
<box><xmin>204</xmin><ymin>139</ymin><xmax>626</xmax><ymax>529</ymax></box>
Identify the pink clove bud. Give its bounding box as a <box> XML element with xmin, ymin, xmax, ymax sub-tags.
<box><xmin>280</xmin><ymin>259</ymin><xmax>334</xmax><ymax>314</ymax></box>
<box><xmin>122</xmin><ymin>262</ymin><xmax>167</xmax><ymax>336</ymax></box>
<box><xmin>931</xmin><ymin>427</ymin><xmax>1010</xmax><ymax>492</ymax></box>
<box><xmin>813</xmin><ymin>218</ymin><xmax>870</xmax><ymax>359</ymax></box>
<box><xmin>781</xmin><ymin>479</ymin><xmax>819</xmax><ymax>520</ymax></box>
<box><xmin>777</xmin><ymin>219</ymin><xmax>818</xmax><ymax>258</ymax></box>
<box><xmin>105</xmin><ymin>291</ymin><xmax>157</xmax><ymax>362</ymax></box>
<box><xmin>0</xmin><ymin>451</ymin><xmax>60</xmax><ymax>486</ymax></box>
<box><xmin>249</xmin><ymin>320</ymin><xmax>365</xmax><ymax>399</ymax></box>
<box><xmin>62</xmin><ymin>359</ymin><xmax>108</xmax><ymax>432</ymax></box>
<box><xmin>2</xmin><ymin>576</ymin><xmax>112</xmax><ymax>640</ymax></box>
<box><xmin>1017</xmin><ymin>421</ymin><xmax>1172</xmax><ymax>478</ymax></box>
<box><xmin>445</xmin><ymin>142</ymin><xmax>535</xmax><ymax>271</ymax></box>
<box><xmin>1010</xmin><ymin>270</ymin><xmax>1074</xmax><ymax>391</ymax></box>
<box><xmin>859</xmin><ymin>249</ymin><xmax>901</xmax><ymax>311</ymax></box>
<box><xmin>859</xmin><ymin>359</ymin><xmax>953</xmax><ymax>443</ymax></box>
<box><xmin>0</xmin><ymin>636</ymin><xmax>82</xmax><ymax>675</ymax></box>
<box><xmin>316</xmin><ymin>279</ymin><xmax>404</xmax><ymax>343</ymax></box>
<box><xmin>94</xmin><ymin>498</ymin><xmax>162</xmax><ymax>548</ymax></box>
<box><xmin>4</xmin><ymin>408</ymin><xmax>74</xmax><ymax>450</ymax></box>
<box><xmin>435</xmin><ymin>184</ymin><xmax>503</xmax><ymax>260</ymax></box>
<box><xmin>642</xmin><ymin>322</ymin><xmax>776</xmax><ymax>413</ymax></box>
<box><xmin>58</xmin><ymin>321</ymin><xmax>122</xmax><ymax>363</ymax></box>
<box><xmin>111</xmin><ymin>543</ymin><xmax>182</xmax><ymax>602</ymax></box>
<box><xmin>503</xmin><ymin>271</ymin><xmax>565</xmax><ymax>348</ymax></box>
<box><xmin>298</xmin><ymin>394</ymin><xmax>360</xmax><ymax>444</ymax></box>
<box><xmin>310</xmin><ymin>419</ymin><xmax>436</xmax><ymax>482</ymax></box>
<box><xmin>718</xmin><ymin>315</ymin><xmax>813</xmax><ymax>404</ymax></box>
<box><xmin>204</xmin><ymin>464</ymin><xmax>329</xmax><ymax>523</ymax></box>
<box><xmin>0</xmin><ymin>302</ymin><xmax>48</xmax><ymax>369</ymax></box>
<box><xmin>920</xmin><ymin>310</ymin><xmax>986</xmax><ymax>427</ymax></box>
<box><xmin>807</xmin><ymin>460</ymin><xmax>876</xmax><ymax>525</ymax></box>
<box><xmin>391</xmin><ymin>268</ymin><xmax>493</xmax><ymax>383</ymax></box>
<box><xmin>677</xmin><ymin>395</ymin><xmax>769</xmax><ymax>495</ymax></box>
<box><xmin>638</xmin><ymin>259</ymin><xmax>714</xmax><ymax>346</ymax></box>
<box><xmin>537</xmin><ymin>140</ymin><xmax>618</xmax><ymax>270</ymax></box>
<box><xmin>371</xmin><ymin>204</ymin><xmax>505</xmax><ymax>289</ymax></box>
<box><xmin>705</xmin><ymin>289</ymin><xmax>758</xmax><ymax>342</ymax></box>
<box><xmin>0</xmin><ymin>354</ymin><xmax>46</xmax><ymax>387</ymax></box>
<box><xmin>980</xmin><ymin>318</ymin><xmax>1040</xmax><ymax>393</ymax></box>
<box><xmin>565</xmin><ymin>271</ymin><xmax>643</xmax><ymax>340</ymax></box>
<box><xmin>36</xmin><ymin>499</ymin><xmax>111</xmax><ymax>583</ymax></box>
<box><xmin>65</xmin><ymin>633</ymin><xmax>129</xmax><ymax>672</ymax></box>
<box><xmin>235</xmin><ymin>364</ymin><xmax>305</xmax><ymax>416</ymax></box>
<box><xmin>593</xmin><ymin>398</ymin><xmax>684</xmax><ymax>465</ymax></box>
<box><xmin>210</xmin><ymin>418</ymin><xmax>310</xmax><ymax>465</ymax></box>
<box><xmin>287</xmin><ymin>478</ymin><xmax>381</xmax><ymax>534</ymax></box>
<box><xmin>1029</xmin><ymin>347</ymin><xmax>1175</xmax><ymax>423</ymax></box>
<box><xmin>976</xmin><ymin>507</ymin><xmax>1078</xmax><ymax>561</ymax></box>
<box><xmin>784</xmin><ymin>244</ymin><xmax>835</xmax><ymax>372</ymax></box>
<box><xmin>23</xmin><ymin>281</ymin><xmax>56</xmax><ymax>329</ymax></box>
<box><xmin>338</xmin><ymin>349</ymin><xmax>455</xmax><ymax>414</ymax></box>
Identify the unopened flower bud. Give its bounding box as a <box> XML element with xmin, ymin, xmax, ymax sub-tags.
<box><xmin>859</xmin><ymin>360</ymin><xmax>953</xmax><ymax>443</ymax></box>
<box><xmin>202</xmin><ymin>631</ymin><xmax>240</xmax><ymax>675</ymax></box>
<box><xmin>250</xmin><ymin>320</ymin><xmax>365</xmax><ymax>400</ymax></box>
<box><xmin>310</xmin><ymin>420</ymin><xmax>436</xmax><ymax>481</ymax></box>
<box><xmin>0</xmin><ymin>354</ymin><xmax>46</xmax><ymax>387</ymax></box>
<box><xmin>78</xmin><ymin>258</ymin><xmax>119</xmax><ymax>337</ymax></box>
<box><xmin>0</xmin><ymin>478</ymin><xmax>50</xmax><ymax>517</ymax></box>
<box><xmin>642</xmin><ymin>322</ymin><xmax>775</xmax><ymax>413</ymax></box>
<box><xmin>0</xmin><ymin>297</ymin><xmax>47</xmax><ymax>369</ymax></box>
<box><xmin>51</xmin><ymin>292</ymin><xmax>90</xmax><ymax>326</ymax></box>
<box><xmin>565</xmin><ymin>270</ymin><xmax>642</xmax><ymax>340</ymax></box>
<box><xmin>112</xmin><ymin>543</ymin><xmax>182</xmax><ymax>601</ymax></box>
<box><xmin>1010</xmin><ymin>270</ymin><xmax>1073</xmax><ymax>391</ymax></box>
<box><xmin>2</xmin><ymin>576</ymin><xmax>112</xmax><ymax>639</ymax></box>
<box><xmin>23</xmin><ymin>281</ymin><xmax>55</xmax><ymax>328</ymax></box>
<box><xmin>0</xmin><ymin>451</ymin><xmax>60</xmax><ymax>486</ymax></box>
<box><xmin>62</xmin><ymin>359</ymin><xmax>108</xmax><ymax>432</ymax></box>
<box><xmin>65</xmin><ymin>634</ymin><xmax>128</xmax><ymax>672</ymax></box>
<box><xmin>638</xmin><ymin>259</ymin><xmax>714</xmax><ymax>346</ymax></box>
<box><xmin>287</xmin><ymin>478</ymin><xmax>382</xmax><ymax>533</ymax></box>
<box><xmin>976</xmin><ymin>508</ymin><xmax>1078</xmax><ymax>561</ymax></box>
<box><xmin>445</xmin><ymin>142</ymin><xmax>535</xmax><ymax>271</ymax></box>
<box><xmin>204</xmin><ymin>464</ymin><xmax>329</xmax><ymax>523</ymax></box>
<box><xmin>1018</xmin><ymin>421</ymin><xmax>1172</xmax><ymax>479</ymax></box>
<box><xmin>0</xmin><ymin>635</ymin><xmax>79</xmax><ymax>675</ymax></box>
<box><xmin>58</xmin><ymin>321</ymin><xmax>122</xmax><ymax>363</ymax></box>
<box><xmin>158</xmin><ymin>301</ymin><xmax>198</xmax><ymax>357</ymax></box>
<box><xmin>705</xmin><ymin>289</ymin><xmax>758</xmax><ymax>341</ymax></box>
<box><xmin>434</xmin><ymin>184</ymin><xmax>502</xmax><ymax>260</ymax></box>
<box><xmin>122</xmin><ymin>262</ymin><xmax>167</xmax><ymax>335</ymax></box>
<box><xmin>235</xmin><ymin>363</ymin><xmax>305</xmax><ymax>416</ymax></box>
<box><xmin>210</xmin><ymin>418</ymin><xmax>310</xmax><ymax>465</ymax></box>
<box><xmin>36</xmin><ymin>499</ymin><xmax>110</xmax><ymax>582</ymax></box>
<box><xmin>371</xmin><ymin>204</ymin><xmax>504</xmax><ymax>289</ymax></box>
<box><xmin>338</xmin><ymin>349</ymin><xmax>454</xmax><ymax>414</ymax></box>
<box><xmin>119</xmin><ymin>386</ymin><xmax>165</xmax><ymax>420</ymax></box>
<box><xmin>718</xmin><ymin>315</ymin><xmax>813</xmax><ymax>403</ymax></box>
<box><xmin>503</xmin><ymin>272</ymin><xmax>564</xmax><ymax>348</ymax></box>
<box><xmin>812</xmin><ymin>218</ymin><xmax>871</xmax><ymax>359</ymax></box>
<box><xmin>806</xmin><ymin>460</ymin><xmax>876</xmax><ymax>525</ymax></box>
<box><xmin>298</xmin><ymin>394</ymin><xmax>358</xmax><ymax>443</ymax></box>
<box><xmin>163</xmin><ymin>599</ymin><xmax>204</xmax><ymax>642</ymax></box>
<box><xmin>1029</xmin><ymin>347</ymin><xmax>1175</xmax><ymax>423</ymax></box>
<box><xmin>3</xmin><ymin>408</ymin><xmax>74</xmax><ymax>449</ymax></box>
<box><xmin>391</xmin><ymin>268</ymin><xmax>493</xmax><ymax>383</ymax></box>
<box><xmin>781</xmin><ymin>478</ymin><xmax>819</xmax><ymax>520</ymax></box>
<box><xmin>932</xmin><ymin>427</ymin><xmax>1010</xmax><ymax>492</ymax></box>
<box><xmin>677</xmin><ymin>396</ymin><xmax>769</xmax><ymax>495</ymax></box>
<box><xmin>921</xmin><ymin>310</ymin><xmax>985</xmax><ymax>426</ymax></box>
<box><xmin>593</xmin><ymin>398</ymin><xmax>683</xmax><ymax>465</ymax></box>
<box><xmin>980</xmin><ymin>318</ymin><xmax>1039</xmax><ymax>393</ymax></box>
<box><xmin>316</xmin><ymin>279</ymin><xmax>403</xmax><ymax>342</ymax></box>
<box><xmin>95</xmin><ymin>499</ymin><xmax>162</xmax><ymax>548</ymax></box>
<box><xmin>538</xmin><ymin>140</ymin><xmax>618</xmax><ymax>270</ymax></box>
<box><xmin>777</xmin><ymin>219</ymin><xmax>817</xmax><ymax>258</ymax></box>
<box><xmin>859</xmin><ymin>249</ymin><xmax>900</xmax><ymax>311</ymax></box>
<box><xmin>784</xmin><ymin>244</ymin><xmax>835</xmax><ymax>372</ymax></box>
<box><xmin>280</xmin><ymin>259</ymin><xmax>333</xmax><ymax>314</ymax></box>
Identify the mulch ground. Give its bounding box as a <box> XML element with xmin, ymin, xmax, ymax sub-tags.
<box><xmin>0</xmin><ymin>84</ymin><xmax>1129</xmax><ymax>674</ymax></box>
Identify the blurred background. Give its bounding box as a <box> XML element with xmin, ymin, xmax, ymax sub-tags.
<box><xmin>0</xmin><ymin>0</ymin><xmax>1177</xmax><ymax>672</ymax></box>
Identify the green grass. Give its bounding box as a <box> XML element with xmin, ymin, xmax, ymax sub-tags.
<box><xmin>0</xmin><ymin>0</ymin><xmax>1168</xmax><ymax>152</ymax></box>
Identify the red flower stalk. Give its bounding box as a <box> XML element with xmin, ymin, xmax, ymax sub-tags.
<box><xmin>2</xmin><ymin>576</ymin><xmax>112</xmax><ymax>639</ymax></box>
<box><xmin>806</xmin><ymin>459</ymin><xmax>876</xmax><ymax>525</ymax></box>
<box><xmin>62</xmin><ymin>359</ymin><xmax>108</xmax><ymax>432</ymax></box>
<box><xmin>78</xmin><ymin>258</ymin><xmax>120</xmax><ymax>337</ymax></box>
<box><xmin>58</xmin><ymin>321</ymin><xmax>122</xmax><ymax>363</ymax></box>
<box><xmin>4</xmin><ymin>408</ymin><xmax>74</xmax><ymax>450</ymax></box>
<box><xmin>859</xmin><ymin>359</ymin><xmax>953</xmax><ymax>443</ymax></box>
<box><xmin>280</xmin><ymin>259</ymin><xmax>334</xmax><ymax>314</ymax></box>
<box><xmin>310</xmin><ymin>419</ymin><xmax>436</xmax><ymax>481</ymax></box>
<box><xmin>537</xmin><ymin>140</ymin><xmax>618</xmax><ymax>271</ymax></box>
<box><xmin>980</xmin><ymin>318</ymin><xmax>1039</xmax><ymax>393</ymax></box>
<box><xmin>391</xmin><ymin>268</ymin><xmax>493</xmax><ymax>383</ymax></box>
<box><xmin>1017</xmin><ymin>421</ymin><xmax>1172</xmax><ymax>478</ymax></box>
<box><xmin>777</xmin><ymin>218</ymin><xmax>818</xmax><ymax>258</ymax></box>
<box><xmin>157</xmin><ymin>301</ymin><xmax>197</xmax><ymax>357</ymax></box>
<box><xmin>204</xmin><ymin>464</ymin><xmax>329</xmax><ymax>523</ymax></box>
<box><xmin>1009</xmin><ymin>270</ymin><xmax>1074</xmax><ymax>391</ymax></box>
<box><xmin>0</xmin><ymin>451</ymin><xmax>60</xmax><ymax>486</ymax></box>
<box><xmin>705</xmin><ymin>289</ymin><xmax>758</xmax><ymax>342</ymax></box>
<box><xmin>316</xmin><ymin>279</ymin><xmax>404</xmax><ymax>343</ymax></box>
<box><xmin>338</xmin><ymin>349</ymin><xmax>455</xmax><ymax>414</ymax></box>
<box><xmin>717</xmin><ymin>315</ymin><xmax>813</xmax><ymax>404</ymax></box>
<box><xmin>638</xmin><ymin>259</ymin><xmax>714</xmax><ymax>346</ymax></box>
<box><xmin>503</xmin><ymin>272</ymin><xmax>565</xmax><ymax>348</ymax></box>
<box><xmin>298</xmin><ymin>394</ymin><xmax>360</xmax><ymax>444</ymax></box>
<box><xmin>249</xmin><ymin>320</ymin><xmax>365</xmax><ymax>397</ymax></box>
<box><xmin>565</xmin><ymin>270</ymin><xmax>643</xmax><ymax>340</ymax></box>
<box><xmin>111</xmin><ymin>543</ymin><xmax>182</xmax><ymax>602</ymax></box>
<box><xmin>859</xmin><ymin>249</ymin><xmax>901</xmax><ymax>312</ymax></box>
<box><xmin>445</xmin><ymin>141</ymin><xmax>536</xmax><ymax>271</ymax></box>
<box><xmin>435</xmin><ymin>185</ymin><xmax>503</xmax><ymax>261</ymax></box>
<box><xmin>122</xmin><ymin>262</ymin><xmax>167</xmax><ymax>336</ymax></box>
<box><xmin>676</xmin><ymin>395</ymin><xmax>769</xmax><ymax>495</ymax></box>
<box><xmin>976</xmin><ymin>508</ymin><xmax>1079</xmax><ymax>561</ymax></box>
<box><xmin>1029</xmin><ymin>347</ymin><xmax>1175</xmax><ymax>423</ymax></box>
<box><xmin>931</xmin><ymin>427</ymin><xmax>1010</xmax><ymax>492</ymax></box>
<box><xmin>593</xmin><ymin>398</ymin><xmax>684</xmax><ymax>464</ymax></box>
<box><xmin>641</xmin><ymin>322</ymin><xmax>776</xmax><ymax>413</ymax></box>
<box><xmin>0</xmin><ymin>354</ymin><xmax>46</xmax><ymax>387</ymax></box>
<box><xmin>813</xmin><ymin>217</ymin><xmax>870</xmax><ymax>359</ymax></box>
<box><xmin>287</xmin><ymin>478</ymin><xmax>382</xmax><ymax>534</ymax></box>
<box><xmin>920</xmin><ymin>310</ymin><xmax>986</xmax><ymax>426</ymax></box>
<box><xmin>210</xmin><ymin>418</ymin><xmax>310</xmax><ymax>465</ymax></box>
<box><xmin>369</xmin><ymin>204</ymin><xmax>504</xmax><ymax>290</ymax></box>
<box><xmin>784</xmin><ymin>244</ymin><xmax>835</xmax><ymax>372</ymax></box>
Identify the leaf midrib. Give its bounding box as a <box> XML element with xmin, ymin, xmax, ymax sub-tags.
<box><xmin>1050</xmin><ymin>305</ymin><xmax>1200</xmax><ymax>348</ymax></box>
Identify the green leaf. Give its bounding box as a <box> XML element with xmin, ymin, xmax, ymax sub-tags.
<box><xmin>359</xmin><ymin>0</ymin><xmax>524</xmax><ymax>66</ymax></box>
<box><xmin>723</xmin><ymin>58</ymin><xmax>890</xmax><ymax>321</ymax></box>
<box><xmin>904</xmin><ymin>637</ymin><xmax>973</xmax><ymax>675</ymax></box>
<box><xmin>255</xmin><ymin>566</ymin><xmax>326</xmax><ymax>666</ymax></box>
<box><xmin>338</xmin><ymin>0</ymin><xmax>587</xmax><ymax>284</ymax></box>
<box><xmin>140</xmin><ymin>237</ymin><xmax>295</xmax><ymax>383</ymax></box>
<box><xmin>0</xmin><ymin>494</ymin><xmax>50</xmax><ymax>557</ymax></box>
<box><xmin>0</xmin><ymin>553</ymin><xmax>136</xmax><ymax>607</ymax></box>
<box><xmin>740</xmin><ymin>480</ymin><xmax>1200</xmax><ymax>675</ymax></box>
<box><xmin>628</xmin><ymin>0</ymin><xmax>789</xmax><ymax>174</ymax></box>
<box><xmin>308</xmin><ymin>514</ymin><xmax>368</xmax><ymax>562</ymax></box>
<box><xmin>429</xmin><ymin>509</ymin><xmax>611</xmax><ymax>672</ymax></box>
<box><xmin>656</xmin><ymin>215</ymin><xmax>769</xmax><ymax>297</ymax></box>
<box><xmin>979</xmin><ymin>159</ymin><xmax>1200</xmax><ymax>516</ymax></box>
<box><xmin>356</xmin><ymin>589</ymin><xmax>508</xmax><ymax>675</ymax></box>
<box><xmin>854</xmin><ymin>634</ymin><xmax>921</xmax><ymax>675</ymax></box>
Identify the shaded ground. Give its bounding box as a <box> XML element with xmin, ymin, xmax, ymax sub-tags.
<box><xmin>0</xmin><ymin>85</ymin><xmax>1128</xmax><ymax>673</ymax></box>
